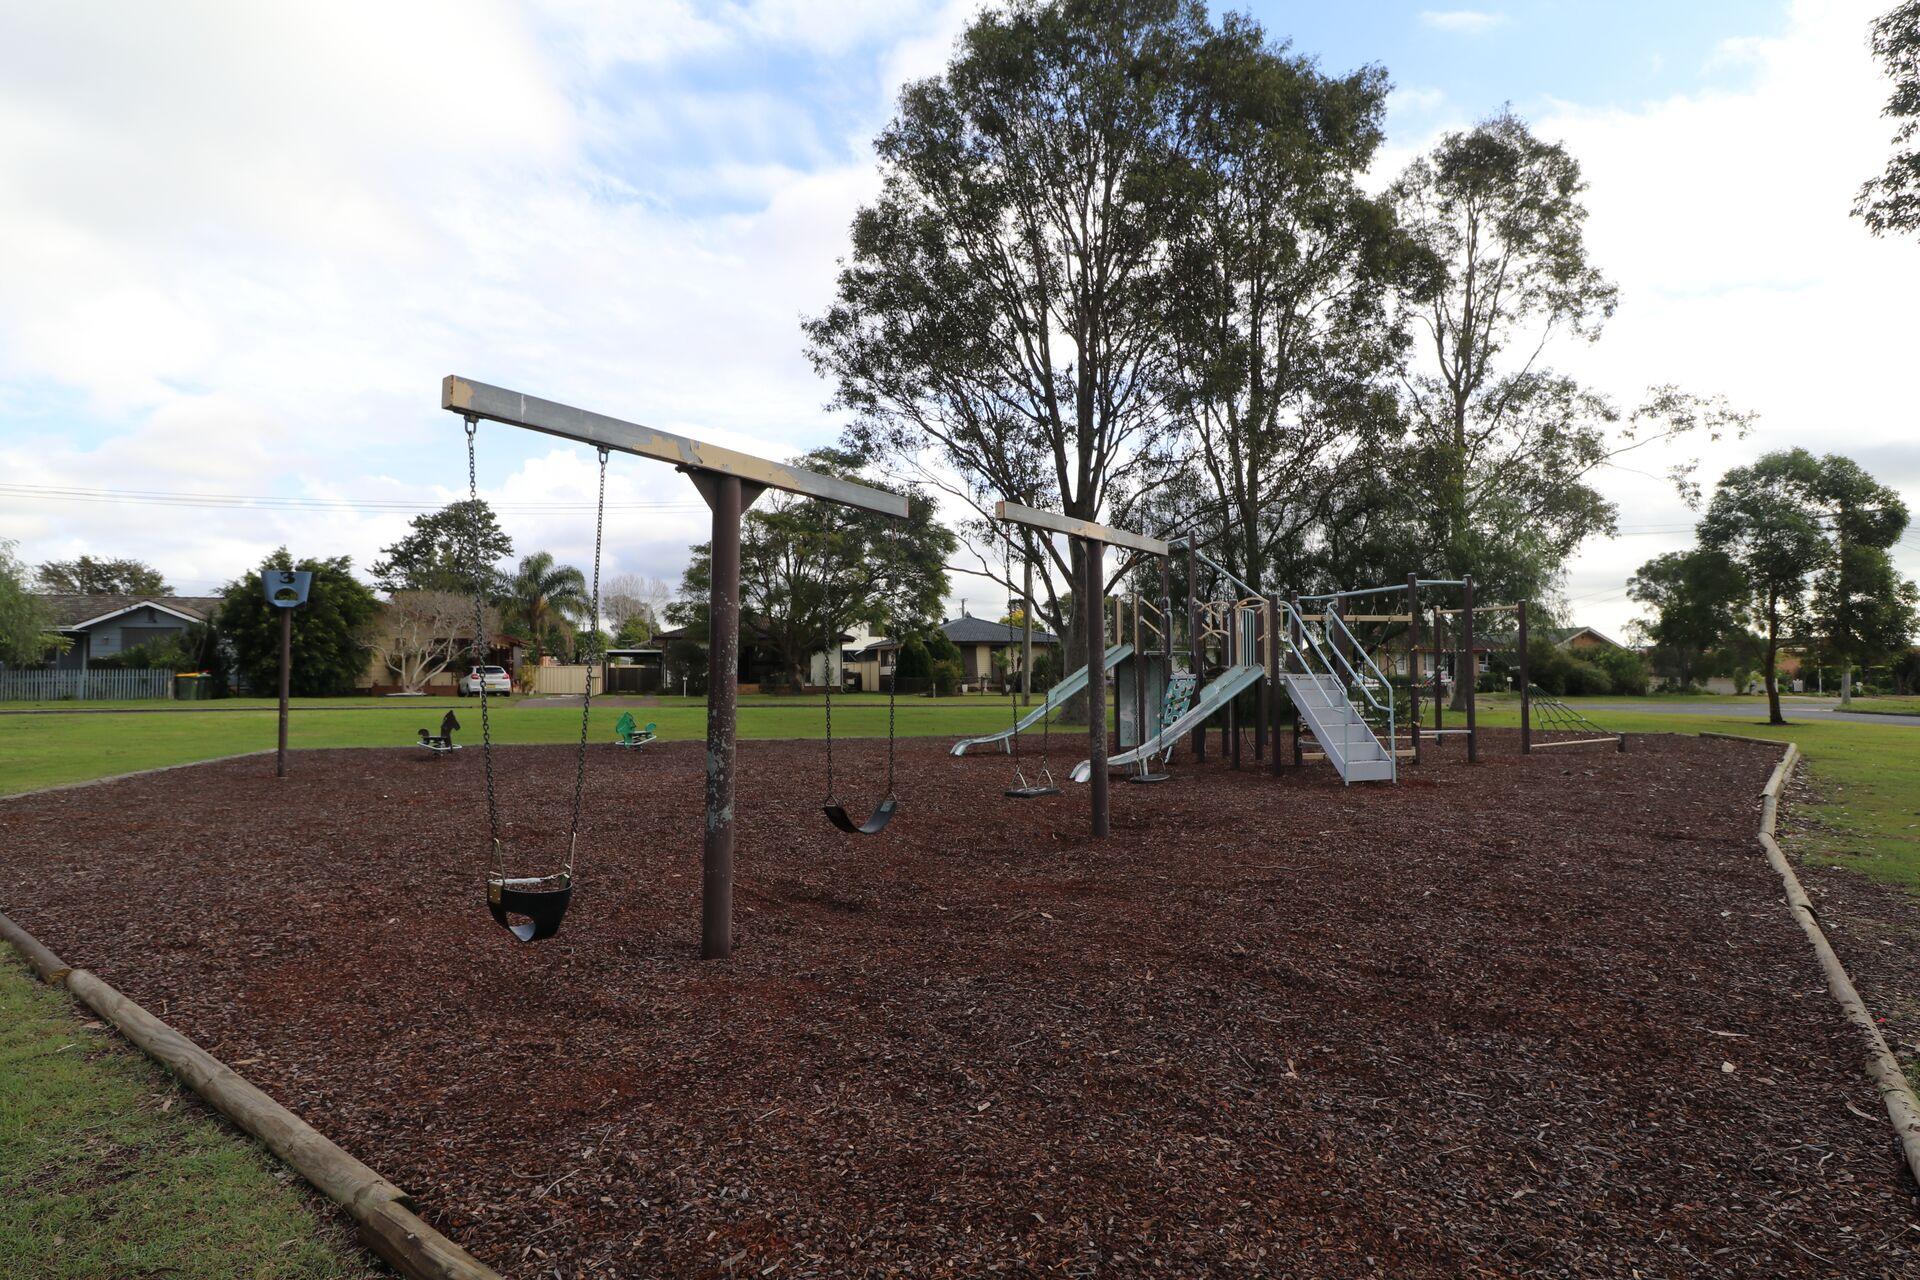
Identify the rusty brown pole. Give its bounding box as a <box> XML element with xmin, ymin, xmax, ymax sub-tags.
<box><xmin>276</xmin><ymin>608</ymin><xmax>291</xmax><ymax>779</ymax></box>
<box><xmin>1433</xmin><ymin>606</ymin><xmax>1444</xmax><ymax>733</ymax></box>
<box><xmin>692</xmin><ymin>472</ymin><xmax>763</xmax><ymax>960</ymax></box>
<box><xmin>1268</xmin><ymin>595</ymin><xmax>1282</xmax><ymax>776</ymax></box>
<box><xmin>1464</xmin><ymin>574</ymin><xmax>1478</xmax><ymax>763</ymax></box>
<box><xmin>1406</xmin><ymin>573</ymin><xmax>1421</xmax><ymax>766</ymax></box>
<box><xmin>1087</xmin><ymin>538</ymin><xmax>1109</xmax><ymax>838</ymax></box>
<box><xmin>1518</xmin><ymin>598</ymin><xmax>1532</xmax><ymax>754</ymax></box>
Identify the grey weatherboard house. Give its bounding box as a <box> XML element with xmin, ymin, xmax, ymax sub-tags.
<box><xmin>39</xmin><ymin>595</ymin><xmax>220</xmax><ymax>669</ymax></box>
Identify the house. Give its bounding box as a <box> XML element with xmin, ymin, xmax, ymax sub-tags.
<box><xmin>38</xmin><ymin>595</ymin><xmax>220</xmax><ymax>669</ymax></box>
<box><xmin>1545</xmin><ymin>625</ymin><xmax>1629</xmax><ymax>655</ymax></box>
<box><xmin>843</xmin><ymin>615</ymin><xmax>1062</xmax><ymax>692</ymax></box>
<box><xmin>940</xmin><ymin>612</ymin><xmax>1059</xmax><ymax>689</ymax></box>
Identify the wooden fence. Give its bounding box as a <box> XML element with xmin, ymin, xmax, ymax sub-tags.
<box><xmin>526</xmin><ymin>664</ymin><xmax>601</xmax><ymax>696</ymax></box>
<box><xmin>0</xmin><ymin>668</ymin><xmax>176</xmax><ymax>701</ymax></box>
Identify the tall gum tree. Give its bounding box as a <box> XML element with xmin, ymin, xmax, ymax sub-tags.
<box><xmin>1391</xmin><ymin>110</ymin><xmax>1750</xmax><ymax>705</ymax></box>
<box><xmin>1159</xmin><ymin>16</ymin><xmax>1416</xmax><ymax>598</ymax></box>
<box><xmin>1699</xmin><ymin>452</ymin><xmax>1830</xmax><ymax>725</ymax></box>
<box><xmin>1858</xmin><ymin>1</ymin><xmax>1920</xmax><ymax>236</ymax></box>
<box><xmin>806</xmin><ymin>0</ymin><xmax>1203</xmax><ymax>667</ymax></box>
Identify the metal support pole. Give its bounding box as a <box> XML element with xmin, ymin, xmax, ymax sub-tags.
<box><xmin>276</xmin><ymin>609</ymin><xmax>291</xmax><ymax>779</ymax></box>
<box><xmin>1021</xmin><ymin>555</ymin><xmax>1034</xmax><ymax>706</ymax></box>
<box><xmin>1132</xmin><ymin>593</ymin><xmax>1145</xmax><ymax>754</ymax></box>
<box><xmin>1464</xmin><ymin>574</ymin><xmax>1478</xmax><ymax>764</ymax></box>
<box><xmin>1268</xmin><ymin>595</ymin><xmax>1282</xmax><ymax>776</ymax></box>
<box><xmin>1188</xmin><ymin>542</ymin><xmax>1204</xmax><ymax>762</ymax></box>
<box><xmin>1228</xmin><ymin>606</ymin><xmax>1240</xmax><ymax>770</ymax></box>
<box><xmin>1433</xmin><ymin>606</ymin><xmax>1444</xmax><ymax>732</ymax></box>
<box><xmin>692</xmin><ymin>472</ymin><xmax>763</xmax><ymax>960</ymax></box>
<box><xmin>1407</xmin><ymin>573</ymin><xmax>1421</xmax><ymax>766</ymax></box>
<box><xmin>1253</xmin><ymin>593</ymin><xmax>1267</xmax><ymax>761</ymax></box>
<box><xmin>1086</xmin><ymin>539</ymin><xmax>1109</xmax><ymax>838</ymax></box>
<box><xmin>1518</xmin><ymin>599</ymin><xmax>1531</xmax><ymax>754</ymax></box>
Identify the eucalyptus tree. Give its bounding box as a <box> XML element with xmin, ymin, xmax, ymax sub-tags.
<box><xmin>1858</xmin><ymin>1</ymin><xmax>1920</xmax><ymax>236</ymax></box>
<box><xmin>674</xmin><ymin>450</ymin><xmax>953</xmax><ymax>687</ymax></box>
<box><xmin>806</xmin><ymin>0</ymin><xmax>1203</xmax><ymax>654</ymax></box>
<box><xmin>1805</xmin><ymin>454</ymin><xmax>1916</xmax><ymax>704</ymax></box>
<box><xmin>1699</xmin><ymin>452</ymin><xmax>1830</xmax><ymax>725</ymax></box>
<box><xmin>1159</xmin><ymin>15</ymin><xmax>1416</xmax><ymax>596</ymax></box>
<box><xmin>1627</xmin><ymin>548</ymin><xmax>1748</xmax><ymax>688</ymax></box>
<box><xmin>1391</xmin><ymin>110</ymin><xmax>1749</xmax><ymax>703</ymax></box>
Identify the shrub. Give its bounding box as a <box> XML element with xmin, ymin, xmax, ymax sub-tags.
<box><xmin>895</xmin><ymin>635</ymin><xmax>932</xmax><ymax>679</ymax></box>
<box><xmin>1527</xmin><ymin>643</ymin><xmax>1612</xmax><ymax>697</ymax></box>
<box><xmin>931</xmin><ymin>657</ymin><xmax>963</xmax><ymax>696</ymax></box>
<box><xmin>1590</xmin><ymin>646</ymin><xmax>1649</xmax><ymax>696</ymax></box>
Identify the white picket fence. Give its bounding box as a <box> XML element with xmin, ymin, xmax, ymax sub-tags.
<box><xmin>0</xmin><ymin>668</ymin><xmax>176</xmax><ymax>701</ymax></box>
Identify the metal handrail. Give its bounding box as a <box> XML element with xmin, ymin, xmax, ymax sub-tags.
<box><xmin>1280</xmin><ymin>601</ymin><xmax>1398</xmax><ymax>782</ymax></box>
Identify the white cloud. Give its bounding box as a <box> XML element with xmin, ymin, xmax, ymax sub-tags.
<box><xmin>1419</xmin><ymin>10</ymin><xmax>1508</xmax><ymax>34</ymax></box>
<box><xmin>0</xmin><ymin>0</ymin><xmax>975</xmax><ymax>600</ymax></box>
<box><xmin>1533</xmin><ymin>0</ymin><xmax>1920</xmax><ymax>637</ymax></box>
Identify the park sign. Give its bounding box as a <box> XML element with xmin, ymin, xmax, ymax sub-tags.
<box><xmin>264</xmin><ymin>570</ymin><xmax>312</xmax><ymax>609</ymax></box>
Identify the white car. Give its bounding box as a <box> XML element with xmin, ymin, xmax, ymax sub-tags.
<box><xmin>458</xmin><ymin>665</ymin><xmax>512</xmax><ymax>697</ymax></box>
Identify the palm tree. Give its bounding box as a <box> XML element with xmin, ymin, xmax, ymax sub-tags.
<box><xmin>503</xmin><ymin>551</ymin><xmax>588</xmax><ymax>666</ymax></box>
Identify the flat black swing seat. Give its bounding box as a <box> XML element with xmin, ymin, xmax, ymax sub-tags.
<box><xmin>487</xmin><ymin>874</ymin><xmax>573</xmax><ymax>943</ymax></box>
<box><xmin>1127</xmin><ymin>771</ymin><xmax>1171</xmax><ymax>784</ymax></box>
<box><xmin>823</xmin><ymin>796</ymin><xmax>898</xmax><ymax>835</ymax></box>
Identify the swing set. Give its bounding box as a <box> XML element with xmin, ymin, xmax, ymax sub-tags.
<box><xmin>444</xmin><ymin>377</ymin><xmax>909</xmax><ymax>958</ymax></box>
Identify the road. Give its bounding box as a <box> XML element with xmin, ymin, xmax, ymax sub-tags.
<box><xmin>1580</xmin><ymin>697</ymin><xmax>1920</xmax><ymax>727</ymax></box>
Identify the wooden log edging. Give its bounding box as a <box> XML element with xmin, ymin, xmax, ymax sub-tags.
<box><xmin>1751</xmin><ymin>744</ymin><xmax>1920</xmax><ymax>1186</ymax></box>
<box><xmin>0</xmin><ymin>909</ymin><xmax>500</xmax><ymax>1280</ymax></box>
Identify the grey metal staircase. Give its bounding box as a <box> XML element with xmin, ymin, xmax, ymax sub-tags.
<box><xmin>1279</xmin><ymin>603</ymin><xmax>1397</xmax><ymax>784</ymax></box>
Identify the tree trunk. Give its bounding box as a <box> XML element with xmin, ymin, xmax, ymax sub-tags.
<box><xmin>1839</xmin><ymin>667</ymin><xmax>1853</xmax><ymax>707</ymax></box>
<box><xmin>1765</xmin><ymin>603</ymin><xmax>1786</xmax><ymax>725</ymax></box>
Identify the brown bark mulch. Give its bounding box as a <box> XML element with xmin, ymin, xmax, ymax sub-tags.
<box><xmin>2</xmin><ymin>731</ymin><xmax>1914</xmax><ymax>1277</ymax></box>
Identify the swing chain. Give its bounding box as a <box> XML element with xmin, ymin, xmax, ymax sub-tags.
<box><xmin>565</xmin><ymin>446</ymin><xmax>608</xmax><ymax>876</ymax></box>
<box><xmin>884</xmin><ymin>522</ymin><xmax>901</xmax><ymax>797</ymax></box>
<box><xmin>465</xmin><ymin>415</ymin><xmax>502</xmax><ymax>879</ymax></box>
<box><xmin>822</xmin><ymin>599</ymin><xmax>836</xmax><ymax>804</ymax></box>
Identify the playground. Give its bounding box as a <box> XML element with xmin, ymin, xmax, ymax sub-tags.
<box><xmin>2</xmin><ymin>729</ymin><xmax>1914</xmax><ymax>1277</ymax></box>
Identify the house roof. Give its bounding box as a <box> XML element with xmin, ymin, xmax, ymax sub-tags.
<box><xmin>940</xmin><ymin>614</ymin><xmax>1059</xmax><ymax>645</ymax></box>
<box><xmin>1545</xmin><ymin>625</ymin><xmax>1627</xmax><ymax>651</ymax></box>
<box><xmin>39</xmin><ymin>595</ymin><xmax>221</xmax><ymax>630</ymax></box>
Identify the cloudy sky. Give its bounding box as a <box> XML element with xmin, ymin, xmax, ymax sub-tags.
<box><xmin>1</xmin><ymin>0</ymin><xmax>1915</xmax><ymax>639</ymax></box>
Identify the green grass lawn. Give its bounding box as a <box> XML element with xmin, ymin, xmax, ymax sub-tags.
<box><xmin>1474</xmin><ymin>695</ymin><xmax>1920</xmax><ymax>893</ymax></box>
<box><xmin>0</xmin><ymin>955</ymin><xmax>374</xmax><ymax>1279</ymax></box>
<box><xmin>0</xmin><ymin>697</ymin><xmax>1047</xmax><ymax>795</ymax></box>
<box><xmin>1832</xmin><ymin>695</ymin><xmax>1920</xmax><ymax>718</ymax></box>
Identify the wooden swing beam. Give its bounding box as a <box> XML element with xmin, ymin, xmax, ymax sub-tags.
<box><xmin>445</xmin><ymin>377</ymin><xmax>909</xmax><ymax>961</ymax></box>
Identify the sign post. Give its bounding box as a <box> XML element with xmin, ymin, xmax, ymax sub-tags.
<box><xmin>264</xmin><ymin>569</ymin><xmax>313</xmax><ymax>779</ymax></box>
